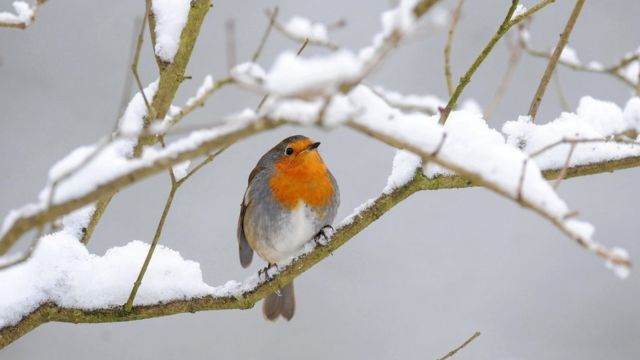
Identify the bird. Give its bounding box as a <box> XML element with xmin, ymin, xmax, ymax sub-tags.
<box><xmin>237</xmin><ymin>135</ymin><xmax>339</xmax><ymax>321</ymax></box>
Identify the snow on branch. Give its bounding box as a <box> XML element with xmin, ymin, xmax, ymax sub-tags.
<box><xmin>1</xmin><ymin>0</ymin><xmax>640</xmax><ymax>347</ymax></box>
<box><xmin>504</xmin><ymin>97</ymin><xmax>640</xmax><ymax>170</ymax></box>
<box><xmin>150</xmin><ymin>0</ymin><xmax>191</xmax><ymax>63</ymax></box>
<box><xmin>0</xmin><ymin>0</ymin><xmax>46</xmax><ymax>29</ymax></box>
<box><xmin>0</xmin><ymin>165</ymin><xmax>431</xmax><ymax>348</ymax></box>
<box><xmin>79</xmin><ymin>0</ymin><xmax>214</xmax><ymax>244</ymax></box>
<box><xmin>345</xmin><ymin>86</ymin><xmax>631</xmax><ymax>273</ymax></box>
<box><xmin>522</xmin><ymin>32</ymin><xmax>640</xmax><ymax>89</ymax></box>
<box><xmin>373</xmin><ymin>86</ymin><xmax>482</xmax><ymax>116</ymax></box>
<box><xmin>0</xmin><ymin>0</ymin><xmax>635</xmax><ymax>275</ymax></box>
<box><xmin>273</xmin><ymin>14</ymin><xmax>339</xmax><ymax>49</ymax></box>
<box><xmin>2</xmin><ymin>88</ymin><xmax>638</xmax><ymax>344</ymax></box>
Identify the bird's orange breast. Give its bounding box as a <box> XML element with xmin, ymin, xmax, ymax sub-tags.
<box><xmin>269</xmin><ymin>152</ymin><xmax>334</xmax><ymax>209</ymax></box>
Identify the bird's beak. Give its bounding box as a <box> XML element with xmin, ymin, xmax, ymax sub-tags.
<box><xmin>304</xmin><ymin>142</ymin><xmax>321</xmax><ymax>152</ymax></box>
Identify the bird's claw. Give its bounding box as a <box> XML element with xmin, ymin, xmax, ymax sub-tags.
<box><xmin>259</xmin><ymin>263</ymin><xmax>279</xmax><ymax>282</ymax></box>
<box><xmin>313</xmin><ymin>225</ymin><xmax>335</xmax><ymax>247</ymax></box>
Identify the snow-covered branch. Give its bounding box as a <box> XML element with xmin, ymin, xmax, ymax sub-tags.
<box><xmin>272</xmin><ymin>13</ymin><xmax>339</xmax><ymax>50</ymax></box>
<box><xmin>1</xmin><ymin>0</ymin><xmax>639</xmax><ymax>350</ymax></box>
<box><xmin>78</xmin><ymin>0</ymin><xmax>214</xmax><ymax>244</ymax></box>
<box><xmin>0</xmin><ymin>0</ymin><xmax>46</xmax><ymax>29</ymax></box>
<box><xmin>0</xmin><ymin>168</ymin><xmax>429</xmax><ymax>348</ymax></box>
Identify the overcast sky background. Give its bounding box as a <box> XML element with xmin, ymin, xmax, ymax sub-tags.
<box><xmin>1</xmin><ymin>0</ymin><xmax>639</xmax><ymax>359</ymax></box>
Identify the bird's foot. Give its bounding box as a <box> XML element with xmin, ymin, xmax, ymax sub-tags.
<box><xmin>259</xmin><ymin>263</ymin><xmax>279</xmax><ymax>282</ymax></box>
<box><xmin>313</xmin><ymin>225</ymin><xmax>335</xmax><ymax>247</ymax></box>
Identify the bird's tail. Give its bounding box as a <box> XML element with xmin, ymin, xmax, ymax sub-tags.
<box><xmin>263</xmin><ymin>281</ymin><xmax>295</xmax><ymax>321</ymax></box>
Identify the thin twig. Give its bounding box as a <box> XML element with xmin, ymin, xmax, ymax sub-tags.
<box><xmin>252</xmin><ymin>6</ymin><xmax>279</xmax><ymax>63</ymax></box>
<box><xmin>517</xmin><ymin>158</ymin><xmax>528</xmax><ymax>201</ymax></box>
<box><xmin>0</xmin><ymin>227</ymin><xmax>43</xmax><ymax>269</ymax></box>
<box><xmin>439</xmin><ymin>0</ymin><xmax>556</xmax><ymax>125</ymax></box>
<box><xmin>256</xmin><ymin>38</ymin><xmax>310</xmax><ymax>112</ymax></box>
<box><xmin>178</xmin><ymin>145</ymin><xmax>229</xmax><ymax>185</ymax></box>
<box><xmin>117</xmin><ymin>17</ymin><xmax>143</xmax><ymax>119</ymax></box>
<box><xmin>444</xmin><ymin>0</ymin><xmax>464</xmax><ymax>96</ymax></box>
<box><xmin>131</xmin><ymin>0</ymin><xmax>156</xmax><ymax>121</ymax></box>
<box><xmin>553</xmin><ymin>142</ymin><xmax>576</xmax><ymax>189</ymax></box>
<box><xmin>296</xmin><ymin>38</ymin><xmax>310</xmax><ymax>56</ymax></box>
<box><xmin>553</xmin><ymin>69</ymin><xmax>571</xmax><ymax>111</ymax></box>
<box><xmin>484</xmin><ymin>28</ymin><xmax>525</xmax><ymax>120</ymax></box>
<box><xmin>529</xmin><ymin>137</ymin><xmax>639</xmax><ymax>158</ymax></box>
<box><xmin>436</xmin><ymin>332</ymin><xmax>481</xmax><ymax>360</ymax></box>
<box><xmin>123</xmin><ymin>178</ymin><xmax>177</xmax><ymax>312</ymax></box>
<box><xmin>528</xmin><ymin>0</ymin><xmax>585</xmax><ymax>121</ymax></box>
<box><xmin>524</xmin><ymin>46</ymin><xmax>639</xmax><ymax>89</ymax></box>
<box><xmin>124</xmin><ymin>145</ymin><xmax>228</xmax><ymax>311</ymax></box>
<box><xmin>163</xmin><ymin>77</ymin><xmax>235</xmax><ymax>128</ymax></box>
<box><xmin>225</xmin><ymin>18</ymin><xmax>237</xmax><ymax>70</ymax></box>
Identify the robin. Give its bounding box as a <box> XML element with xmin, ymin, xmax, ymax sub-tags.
<box><xmin>237</xmin><ymin>135</ymin><xmax>340</xmax><ymax>321</ymax></box>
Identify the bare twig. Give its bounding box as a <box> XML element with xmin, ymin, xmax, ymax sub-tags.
<box><xmin>553</xmin><ymin>69</ymin><xmax>571</xmax><ymax>111</ymax></box>
<box><xmin>553</xmin><ymin>143</ymin><xmax>576</xmax><ymax>189</ymax></box>
<box><xmin>123</xmin><ymin>178</ymin><xmax>177</xmax><ymax>312</ymax></box>
<box><xmin>444</xmin><ymin>0</ymin><xmax>464</xmax><ymax>96</ymax></box>
<box><xmin>530</xmin><ymin>137</ymin><xmax>639</xmax><ymax>158</ymax></box>
<box><xmin>528</xmin><ymin>0</ymin><xmax>585</xmax><ymax>121</ymax></box>
<box><xmin>437</xmin><ymin>332</ymin><xmax>481</xmax><ymax>360</ymax></box>
<box><xmin>225</xmin><ymin>18</ymin><xmax>237</xmax><ymax>70</ymax></box>
<box><xmin>117</xmin><ymin>17</ymin><xmax>143</xmax><ymax>119</ymax></box>
<box><xmin>371</xmin><ymin>87</ymin><xmax>439</xmax><ymax>115</ymax></box>
<box><xmin>252</xmin><ymin>7</ymin><xmax>279</xmax><ymax>63</ymax></box>
<box><xmin>524</xmin><ymin>46</ymin><xmax>639</xmax><ymax>89</ymax></box>
<box><xmin>256</xmin><ymin>38</ymin><xmax>310</xmax><ymax>112</ymax></box>
<box><xmin>163</xmin><ymin>77</ymin><xmax>235</xmax><ymax>128</ymax></box>
<box><xmin>439</xmin><ymin>0</ymin><xmax>556</xmax><ymax>125</ymax></box>
<box><xmin>132</xmin><ymin>0</ymin><xmax>156</xmax><ymax>120</ymax></box>
<box><xmin>124</xmin><ymin>145</ymin><xmax>229</xmax><ymax>312</ymax></box>
<box><xmin>296</xmin><ymin>38</ymin><xmax>310</xmax><ymax>56</ymax></box>
<box><xmin>0</xmin><ymin>227</ymin><xmax>43</xmax><ymax>270</ymax></box>
<box><xmin>484</xmin><ymin>28</ymin><xmax>525</xmax><ymax>120</ymax></box>
<box><xmin>517</xmin><ymin>158</ymin><xmax>528</xmax><ymax>201</ymax></box>
<box><xmin>178</xmin><ymin>146</ymin><xmax>229</xmax><ymax>184</ymax></box>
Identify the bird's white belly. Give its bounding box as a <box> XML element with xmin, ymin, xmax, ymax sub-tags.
<box><xmin>263</xmin><ymin>201</ymin><xmax>317</xmax><ymax>264</ymax></box>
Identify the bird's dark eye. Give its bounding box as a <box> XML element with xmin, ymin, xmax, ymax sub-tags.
<box><xmin>285</xmin><ymin>147</ymin><xmax>294</xmax><ymax>155</ymax></box>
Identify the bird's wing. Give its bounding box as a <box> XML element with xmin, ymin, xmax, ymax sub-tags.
<box><xmin>237</xmin><ymin>166</ymin><xmax>263</xmax><ymax>268</ymax></box>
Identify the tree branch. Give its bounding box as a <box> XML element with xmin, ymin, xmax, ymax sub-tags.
<box><xmin>444</xmin><ymin>0</ymin><xmax>464</xmax><ymax>96</ymax></box>
<box><xmin>4</xmin><ymin>134</ymin><xmax>636</xmax><ymax>347</ymax></box>
<box><xmin>528</xmin><ymin>0</ymin><xmax>585</xmax><ymax>121</ymax></box>
<box><xmin>124</xmin><ymin>146</ymin><xmax>228</xmax><ymax>311</ymax></box>
<box><xmin>439</xmin><ymin>0</ymin><xmax>556</xmax><ymax>125</ymax></box>
<box><xmin>484</xmin><ymin>28</ymin><xmax>525</xmax><ymax>119</ymax></box>
<box><xmin>437</xmin><ymin>331</ymin><xmax>481</xmax><ymax>360</ymax></box>
<box><xmin>0</xmin><ymin>171</ymin><xmax>429</xmax><ymax>348</ymax></box>
<box><xmin>0</xmin><ymin>0</ymin><xmax>46</xmax><ymax>29</ymax></box>
<box><xmin>80</xmin><ymin>0</ymin><xmax>213</xmax><ymax>245</ymax></box>
<box><xmin>524</xmin><ymin>45</ymin><xmax>639</xmax><ymax>89</ymax></box>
